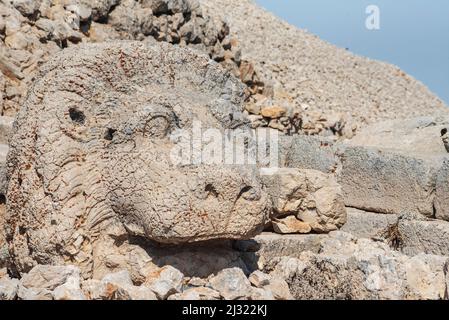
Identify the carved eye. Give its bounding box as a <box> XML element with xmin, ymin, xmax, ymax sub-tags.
<box><xmin>144</xmin><ymin>116</ymin><xmax>170</xmax><ymax>138</ymax></box>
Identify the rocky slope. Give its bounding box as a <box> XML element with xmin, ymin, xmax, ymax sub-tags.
<box><xmin>200</xmin><ymin>0</ymin><xmax>449</xmax><ymax>136</ymax></box>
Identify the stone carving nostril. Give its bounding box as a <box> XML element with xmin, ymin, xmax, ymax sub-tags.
<box><xmin>68</xmin><ymin>108</ymin><xmax>86</xmax><ymax>125</ymax></box>
<box><xmin>104</xmin><ymin>128</ymin><xmax>116</xmax><ymax>141</ymax></box>
<box><xmin>205</xmin><ymin>184</ymin><xmax>219</xmax><ymax>198</ymax></box>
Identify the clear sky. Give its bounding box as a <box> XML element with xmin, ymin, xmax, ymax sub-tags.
<box><xmin>255</xmin><ymin>0</ymin><xmax>449</xmax><ymax>104</ymax></box>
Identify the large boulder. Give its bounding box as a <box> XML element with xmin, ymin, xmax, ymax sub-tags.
<box><xmin>6</xmin><ymin>41</ymin><xmax>271</xmax><ymax>276</ymax></box>
<box><xmin>338</xmin><ymin>146</ymin><xmax>441</xmax><ymax>216</ymax></box>
<box><xmin>341</xmin><ymin>207</ymin><xmax>398</xmax><ymax>240</ymax></box>
<box><xmin>339</xmin><ymin>116</ymin><xmax>449</xmax><ymax>217</ymax></box>
<box><xmin>398</xmin><ymin>215</ymin><xmax>449</xmax><ymax>257</ymax></box>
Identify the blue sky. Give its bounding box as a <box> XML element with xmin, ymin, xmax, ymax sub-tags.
<box><xmin>255</xmin><ymin>0</ymin><xmax>449</xmax><ymax>104</ymax></box>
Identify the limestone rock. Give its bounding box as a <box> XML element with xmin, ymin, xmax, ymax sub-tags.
<box><xmin>145</xmin><ymin>266</ymin><xmax>184</xmax><ymax>300</ymax></box>
<box><xmin>248</xmin><ymin>287</ymin><xmax>275</xmax><ymax>300</ymax></box>
<box><xmin>147</xmin><ymin>242</ymin><xmax>250</xmax><ymax>278</ymax></box>
<box><xmin>208</xmin><ymin>268</ymin><xmax>252</xmax><ymax>300</ymax></box>
<box><xmin>20</xmin><ymin>265</ymin><xmax>81</xmax><ymax>291</ymax></box>
<box><xmin>102</xmin><ymin>270</ymin><xmax>157</xmax><ymax>300</ymax></box>
<box><xmin>17</xmin><ymin>286</ymin><xmax>53</xmax><ymax>300</ymax></box>
<box><xmin>262</xmin><ymin>168</ymin><xmax>346</xmax><ymax>233</ymax></box>
<box><xmin>348</xmin><ymin>116</ymin><xmax>449</xmax><ymax>158</ymax></box>
<box><xmin>12</xmin><ymin>0</ymin><xmax>40</xmax><ymax>16</ymax></box>
<box><xmin>53</xmin><ymin>277</ymin><xmax>86</xmax><ymax>300</ymax></box>
<box><xmin>264</xmin><ymin>277</ymin><xmax>293</xmax><ymax>300</ymax></box>
<box><xmin>280</xmin><ymin>135</ymin><xmax>339</xmax><ymax>174</ymax></box>
<box><xmin>277</xmin><ymin>231</ymin><xmax>449</xmax><ymax>300</ymax></box>
<box><xmin>248</xmin><ymin>270</ymin><xmax>271</xmax><ymax>288</ymax></box>
<box><xmin>398</xmin><ymin>217</ymin><xmax>449</xmax><ymax>257</ymax></box>
<box><xmin>341</xmin><ymin>207</ymin><xmax>398</xmax><ymax>240</ymax></box>
<box><xmin>168</xmin><ymin>287</ymin><xmax>221</xmax><ymax>300</ymax></box>
<box><xmin>272</xmin><ymin>216</ymin><xmax>312</xmax><ymax>234</ymax></box>
<box><xmin>82</xmin><ymin>280</ymin><xmax>117</xmax><ymax>300</ymax></box>
<box><xmin>404</xmin><ymin>254</ymin><xmax>448</xmax><ymax>300</ymax></box>
<box><xmin>338</xmin><ymin>145</ymin><xmax>442</xmax><ymax>217</ymax></box>
<box><xmin>234</xmin><ymin>232</ymin><xmax>328</xmax><ymax>272</ymax></box>
<box><xmin>261</xmin><ymin>106</ymin><xmax>287</xmax><ymax>119</ymax></box>
<box><xmin>82</xmin><ymin>271</ymin><xmax>158</xmax><ymax>300</ymax></box>
<box><xmin>435</xmin><ymin>159</ymin><xmax>449</xmax><ymax>221</ymax></box>
<box><xmin>0</xmin><ymin>277</ymin><xmax>20</xmax><ymax>300</ymax></box>
<box><xmin>340</xmin><ymin>116</ymin><xmax>449</xmax><ymax>218</ymax></box>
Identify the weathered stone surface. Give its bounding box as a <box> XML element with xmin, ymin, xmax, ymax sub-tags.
<box><xmin>338</xmin><ymin>145</ymin><xmax>441</xmax><ymax>217</ymax></box>
<box><xmin>341</xmin><ymin>207</ymin><xmax>398</xmax><ymax>239</ymax></box>
<box><xmin>274</xmin><ymin>232</ymin><xmax>449</xmax><ymax>300</ymax></box>
<box><xmin>263</xmin><ymin>276</ymin><xmax>293</xmax><ymax>300</ymax></box>
<box><xmin>0</xmin><ymin>116</ymin><xmax>14</xmax><ymax>145</ymax></box>
<box><xmin>20</xmin><ymin>265</ymin><xmax>81</xmax><ymax>291</ymax></box>
<box><xmin>248</xmin><ymin>270</ymin><xmax>271</xmax><ymax>288</ymax></box>
<box><xmin>145</xmin><ymin>242</ymin><xmax>250</xmax><ymax>278</ymax></box>
<box><xmin>12</xmin><ymin>0</ymin><xmax>40</xmax><ymax>16</ymax></box>
<box><xmin>348</xmin><ymin>116</ymin><xmax>449</xmax><ymax>158</ymax></box>
<box><xmin>102</xmin><ymin>270</ymin><xmax>158</xmax><ymax>300</ymax></box>
<box><xmin>0</xmin><ymin>277</ymin><xmax>20</xmax><ymax>300</ymax></box>
<box><xmin>403</xmin><ymin>254</ymin><xmax>449</xmax><ymax>300</ymax></box>
<box><xmin>145</xmin><ymin>266</ymin><xmax>184</xmax><ymax>300</ymax></box>
<box><xmin>435</xmin><ymin>159</ymin><xmax>449</xmax><ymax>221</ymax></box>
<box><xmin>82</xmin><ymin>280</ymin><xmax>117</xmax><ymax>300</ymax></box>
<box><xmin>398</xmin><ymin>217</ymin><xmax>449</xmax><ymax>257</ymax></box>
<box><xmin>17</xmin><ymin>286</ymin><xmax>53</xmax><ymax>300</ymax></box>
<box><xmin>234</xmin><ymin>232</ymin><xmax>328</xmax><ymax>271</ymax></box>
<box><xmin>261</xmin><ymin>106</ymin><xmax>286</xmax><ymax>119</ymax></box>
<box><xmin>0</xmin><ymin>203</ymin><xmax>6</xmax><ymax>269</ymax></box>
<box><xmin>208</xmin><ymin>268</ymin><xmax>252</xmax><ymax>300</ymax></box>
<box><xmin>168</xmin><ymin>287</ymin><xmax>221</xmax><ymax>300</ymax></box>
<box><xmin>6</xmin><ymin>41</ymin><xmax>270</xmax><ymax>276</ymax></box>
<box><xmin>248</xmin><ymin>287</ymin><xmax>275</xmax><ymax>300</ymax></box>
<box><xmin>82</xmin><ymin>271</ymin><xmax>158</xmax><ymax>300</ymax></box>
<box><xmin>340</xmin><ymin>116</ymin><xmax>449</xmax><ymax>218</ymax></box>
<box><xmin>262</xmin><ymin>168</ymin><xmax>346</xmax><ymax>233</ymax></box>
<box><xmin>102</xmin><ymin>270</ymin><xmax>133</xmax><ymax>288</ymax></box>
<box><xmin>272</xmin><ymin>216</ymin><xmax>311</xmax><ymax>234</ymax></box>
<box><xmin>53</xmin><ymin>276</ymin><xmax>86</xmax><ymax>300</ymax></box>
<box><xmin>0</xmin><ymin>144</ymin><xmax>9</xmax><ymax>196</ymax></box>
<box><xmin>280</xmin><ymin>135</ymin><xmax>339</xmax><ymax>174</ymax></box>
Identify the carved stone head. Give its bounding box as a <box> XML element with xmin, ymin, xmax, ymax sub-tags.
<box><xmin>6</xmin><ymin>42</ymin><xmax>270</xmax><ymax>274</ymax></box>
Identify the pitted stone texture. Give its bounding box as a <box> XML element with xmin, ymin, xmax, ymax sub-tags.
<box><xmin>435</xmin><ymin>160</ymin><xmax>449</xmax><ymax>222</ymax></box>
<box><xmin>348</xmin><ymin>116</ymin><xmax>449</xmax><ymax>158</ymax></box>
<box><xmin>341</xmin><ymin>117</ymin><xmax>449</xmax><ymax>219</ymax></box>
<box><xmin>341</xmin><ymin>207</ymin><xmax>398</xmax><ymax>240</ymax></box>
<box><xmin>262</xmin><ymin>168</ymin><xmax>346</xmax><ymax>233</ymax></box>
<box><xmin>6</xmin><ymin>41</ymin><xmax>271</xmax><ymax>276</ymax></box>
<box><xmin>234</xmin><ymin>232</ymin><xmax>328</xmax><ymax>272</ymax></box>
<box><xmin>277</xmin><ymin>232</ymin><xmax>449</xmax><ymax>300</ymax></box>
<box><xmin>398</xmin><ymin>216</ymin><xmax>449</xmax><ymax>257</ymax></box>
<box><xmin>338</xmin><ymin>145</ymin><xmax>441</xmax><ymax>217</ymax></box>
<box><xmin>208</xmin><ymin>267</ymin><xmax>252</xmax><ymax>300</ymax></box>
<box><xmin>280</xmin><ymin>135</ymin><xmax>339</xmax><ymax>174</ymax></box>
